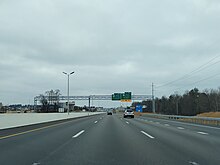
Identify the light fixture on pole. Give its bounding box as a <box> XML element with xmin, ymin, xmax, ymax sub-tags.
<box><xmin>63</xmin><ymin>71</ymin><xmax>75</xmax><ymax>115</ymax></box>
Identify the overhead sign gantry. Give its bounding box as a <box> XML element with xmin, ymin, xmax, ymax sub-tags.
<box><xmin>34</xmin><ymin>93</ymin><xmax>152</xmax><ymax>109</ymax></box>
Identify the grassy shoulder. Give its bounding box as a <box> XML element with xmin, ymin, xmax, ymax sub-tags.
<box><xmin>134</xmin><ymin>112</ymin><xmax>152</xmax><ymax>116</ymax></box>
<box><xmin>197</xmin><ymin>112</ymin><xmax>220</xmax><ymax>118</ymax></box>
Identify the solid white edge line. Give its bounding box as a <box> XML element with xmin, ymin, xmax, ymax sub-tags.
<box><xmin>72</xmin><ymin>130</ymin><xmax>85</xmax><ymax>138</ymax></box>
<box><xmin>141</xmin><ymin>131</ymin><xmax>155</xmax><ymax>139</ymax></box>
<box><xmin>197</xmin><ymin>131</ymin><xmax>208</xmax><ymax>135</ymax></box>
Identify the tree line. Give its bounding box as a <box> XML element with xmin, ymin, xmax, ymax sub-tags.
<box><xmin>132</xmin><ymin>87</ymin><xmax>220</xmax><ymax>116</ymax></box>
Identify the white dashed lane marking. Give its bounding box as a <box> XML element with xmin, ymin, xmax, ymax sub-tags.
<box><xmin>141</xmin><ymin>131</ymin><xmax>155</xmax><ymax>139</ymax></box>
<box><xmin>177</xmin><ymin>127</ymin><xmax>185</xmax><ymax>130</ymax></box>
<box><xmin>189</xmin><ymin>161</ymin><xmax>200</xmax><ymax>165</ymax></box>
<box><xmin>197</xmin><ymin>132</ymin><xmax>208</xmax><ymax>135</ymax></box>
<box><xmin>72</xmin><ymin>130</ymin><xmax>85</xmax><ymax>138</ymax></box>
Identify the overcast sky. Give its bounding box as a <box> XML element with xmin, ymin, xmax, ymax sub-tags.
<box><xmin>1</xmin><ymin>0</ymin><xmax>220</xmax><ymax>106</ymax></box>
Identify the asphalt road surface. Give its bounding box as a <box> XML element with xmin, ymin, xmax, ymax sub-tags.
<box><xmin>0</xmin><ymin>114</ymin><xmax>220</xmax><ymax>165</ymax></box>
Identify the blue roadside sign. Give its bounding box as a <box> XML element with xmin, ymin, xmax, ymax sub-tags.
<box><xmin>136</xmin><ymin>105</ymin><xmax>143</xmax><ymax>112</ymax></box>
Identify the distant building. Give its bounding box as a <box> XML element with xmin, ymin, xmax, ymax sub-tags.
<box><xmin>0</xmin><ymin>102</ymin><xmax>3</xmax><ymax>112</ymax></box>
<box><xmin>9</xmin><ymin>104</ymin><xmax>22</xmax><ymax>111</ymax></box>
<box><xmin>0</xmin><ymin>103</ymin><xmax>7</xmax><ymax>113</ymax></box>
<box><xmin>59</xmin><ymin>101</ymin><xmax>75</xmax><ymax>112</ymax></box>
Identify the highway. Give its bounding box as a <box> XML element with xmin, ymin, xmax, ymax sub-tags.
<box><xmin>0</xmin><ymin>114</ymin><xmax>220</xmax><ymax>165</ymax></box>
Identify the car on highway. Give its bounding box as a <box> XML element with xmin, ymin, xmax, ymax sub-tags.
<box><xmin>123</xmin><ymin>109</ymin><xmax>134</xmax><ymax>118</ymax></box>
<box><xmin>107</xmin><ymin>111</ymin><xmax>112</xmax><ymax>115</ymax></box>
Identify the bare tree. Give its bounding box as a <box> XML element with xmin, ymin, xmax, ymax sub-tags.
<box><xmin>39</xmin><ymin>89</ymin><xmax>61</xmax><ymax>112</ymax></box>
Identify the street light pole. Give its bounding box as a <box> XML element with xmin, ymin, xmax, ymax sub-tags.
<box><xmin>63</xmin><ymin>71</ymin><xmax>74</xmax><ymax>115</ymax></box>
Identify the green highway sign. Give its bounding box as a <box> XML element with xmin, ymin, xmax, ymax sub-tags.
<box><xmin>112</xmin><ymin>93</ymin><xmax>122</xmax><ymax>101</ymax></box>
<box><xmin>112</xmin><ymin>92</ymin><xmax>132</xmax><ymax>101</ymax></box>
<box><xmin>122</xmin><ymin>92</ymin><xmax>132</xmax><ymax>100</ymax></box>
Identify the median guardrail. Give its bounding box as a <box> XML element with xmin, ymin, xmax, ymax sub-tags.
<box><xmin>140</xmin><ymin>113</ymin><xmax>220</xmax><ymax>127</ymax></box>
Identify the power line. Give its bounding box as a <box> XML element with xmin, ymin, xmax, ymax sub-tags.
<box><xmin>189</xmin><ymin>73</ymin><xmax>220</xmax><ymax>86</ymax></box>
<box><xmin>173</xmin><ymin>72</ymin><xmax>220</xmax><ymax>91</ymax></box>
<box><xmin>156</xmin><ymin>54</ymin><xmax>220</xmax><ymax>88</ymax></box>
<box><xmin>181</xmin><ymin>59</ymin><xmax>220</xmax><ymax>81</ymax></box>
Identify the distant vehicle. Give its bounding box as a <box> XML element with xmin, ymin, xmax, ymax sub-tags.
<box><xmin>124</xmin><ymin>109</ymin><xmax>134</xmax><ymax>118</ymax></box>
<box><xmin>107</xmin><ymin>111</ymin><xmax>112</xmax><ymax>115</ymax></box>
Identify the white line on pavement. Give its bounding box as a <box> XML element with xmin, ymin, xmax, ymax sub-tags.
<box><xmin>189</xmin><ymin>161</ymin><xmax>200</xmax><ymax>165</ymax></box>
<box><xmin>94</xmin><ymin>121</ymin><xmax>98</xmax><ymax>124</ymax></box>
<box><xmin>144</xmin><ymin>117</ymin><xmax>220</xmax><ymax>130</ymax></box>
<box><xmin>141</xmin><ymin>131</ymin><xmax>155</xmax><ymax>139</ymax></box>
<box><xmin>72</xmin><ymin>130</ymin><xmax>85</xmax><ymax>138</ymax></box>
<box><xmin>177</xmin><ymin>127</ymin><xmax>185</xmax><ymax>130</ymax></box>
<box><xmin>197</xmin><ymin>132</ymin><xmax>208</xmax><ymax>135</ymax></box>
<box><xmin>126</xmin><ymin>121</ymin><xmax>129</xmax><ymax>124</ymax></box>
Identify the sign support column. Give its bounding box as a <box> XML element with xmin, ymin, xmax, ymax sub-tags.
<box><xmin>152</xmin><ymin>83</ymin><xmax>156</xmax><ymax>113</ymax></box>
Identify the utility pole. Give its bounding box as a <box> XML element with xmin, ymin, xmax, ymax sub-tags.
<box><xmin>152</xmin><ymin>83</ymin><xmax>156</xmax><ymax>113</ymax></box>
<box><xmin>176</xmin><ymin>100</ymin><xmax>179</xmax><ymax>115</ymax></box>
<box><xmin>175</xmin><ymin>91</ymin><xmax>179</xmax><ymax>115</ymax></box>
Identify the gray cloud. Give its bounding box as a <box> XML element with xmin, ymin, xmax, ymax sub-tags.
<box><xmin>0</xmin><ymin>0</ymin><xmax>220</xmax><ymax>105</ymax></box>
